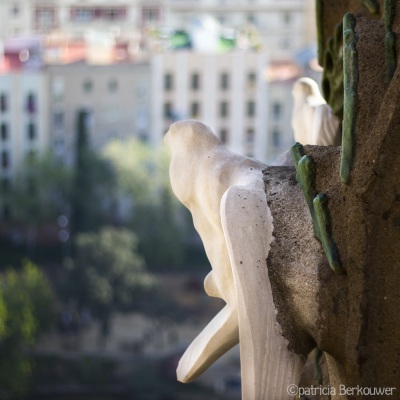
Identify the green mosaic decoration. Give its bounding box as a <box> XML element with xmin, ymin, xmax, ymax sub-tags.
<box><xmin>384</xmin><ymin>0</ymin><xmax>397</xmax><ymax>81</ymax></box>
<box><xmin>291</xmin><ymin>144</ymin><xmax>345</xmax><ymax>275</ymax></box>
<box><xmin>340</xmin><ymin>13</ymin><xmax>359</xmax><ymax>185</ymax></box>
<box><xmin>316</xmin><ymin>0</ymin><xmax>382</xmax><ymax>118</ymax></box>
<box><xmin>313</xmin><ymin>194</ymin><xmax>344</xmax><ymax>275</ymax></box>
<box><xmin>361</xmin><ymin>0</ymin><xmax>381</xmax><ymax>14</ymax></box>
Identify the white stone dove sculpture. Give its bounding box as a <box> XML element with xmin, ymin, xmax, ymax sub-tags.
<box><xmin>164</xmin><ymin>120</ymin><xmax>305</xmax><ymax>399</ymax></box>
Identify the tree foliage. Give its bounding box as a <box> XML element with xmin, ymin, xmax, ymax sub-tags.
<box><xmin>102</xmin><ymin>139</ymin><xmax>192</xmax><ymax>269</ymax></box>
<box><xmin>2</xmin><ymin>130</ymin><xmax>200</xmax><ymax>274</ymax></box>
<box><xmin>5</xmin><ymin>152</ymin><xmax>71</xmax><ymax>224</ymax></box>
<box><xmin>72</xmin><ymin>109</ymin><xmax>117</xmax><ymax>233</ymax></box>
<box><xmin>133</xmin><ymin>189</ymin><xmax>186</xmax><ymax>268</ymax></box>
<box><xmin>64</xmin><ymin>227</ymin><xmax>156</xmax><ymax>328</ymax></box>
<box><xmin>0</xmin><ymin>260</ymin><xmax>55</xmax><ymax>395</ymax></box>
<box><xmin>102</xmin><ymin>137</ymin><xmax>171</xmax><ymax>206</ymax></box>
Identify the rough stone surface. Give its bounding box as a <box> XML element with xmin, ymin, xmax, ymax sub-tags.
<box><xmin>264</xmin><ymin>166</ymin><xmax>348</xmax><ymax>357</ymax></box>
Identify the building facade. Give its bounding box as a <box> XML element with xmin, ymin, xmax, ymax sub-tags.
<box><xmin>266</xmin><ymin>77</ymin><xmax>296</xmax><ymax>162</ymax></box>
<box><xmin>0</xmin><ymin>0</ymin><xmax>140</xmax><ymax>39</ymax></box>
<box><xmin>151</xmin><ymin>51</ymin><xmax>270</xmax><ymax>162</ymax></box>
<box><xmin>0</xmin><ymin>71</ymin><xmax>49</xmax><ymax>220</ymax></box>
<box><xmin>0</xmin><ymin>61</ymin><xmax>151</xmax><ymax>175</ymax></box>
<box><xmin>47</xmin><ymin>62</ymin><xmax>151</xmax><ymax>163</ymax></box>
<box><xmin>0</xmin><ymin>1</ymin><xmax>33</xmax><ymax>39</ymax></box>
<box><xmin>0</xmin><ymin>71</ymin><xmax>50</xmax><ymax>182</ymax></box>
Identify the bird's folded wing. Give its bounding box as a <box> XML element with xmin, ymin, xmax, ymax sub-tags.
<box><xmin>221</xmin><ymin>183</ymin><xmax>305</xmax><ymax>399</ymax></box>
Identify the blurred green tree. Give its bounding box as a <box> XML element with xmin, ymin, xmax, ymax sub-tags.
<box><xmin>0</xmin><ymin>151</ymin><xmax>72</xmax><ymax>258</ymax></box>
<box><xmin>102</xmin><ymin>136</ymin><xmax>170</xmax><ymax>205</ymax></box>
<box><xmin>64</xmin><ymin>226</ymin><xmax>156</xmax><ymax>339</ymax></box>
<box><xmin>1</xmin><ymin>113</ymin><xmax>202</xmax><ymax>272</ymax></box>
<box><xmin>0</xmin><ymin>260</ymin><xmax>55</xmax><ymax>396</ymax></box>
<box><xmin>71</xmin><ymin>109</ymin><xmax>117</xmax><ymax>234</ymax></box>
<box><xmin>102</xmin><ymin>139</ymin><xmax>191</xmax><ymax>269</ymax></box>
<box><xmin>8</xmin><ymin>152</ymin><xmax>72</xmax><ymax>223</ymax></box>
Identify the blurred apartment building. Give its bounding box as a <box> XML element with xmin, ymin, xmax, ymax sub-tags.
<box><xmin>0</xmin><ymin>72</ymin><xmax>50</xmax><ymax>186</ymax></box>
<box><xmin>151</xmin><ymin>51</ymin><xmax>270</xmax><ymax>161</ymax></box>
<box><xmin>48</xmin><ymin>63</ymin><xmax>150</xmax><ymax>163</ymax></box>
<box><xmin>0</xmin><ymin>0</ymin><xmax>318</xmax><ymax>179</ymax></box>
<box><xmin>150</xmin><ymin>50</ymin><xmax>307</xmax><ymax>162</ymax></box>
<box><xmin>0</xmin><ymin>63</ymin><xmax>151</xmax><ymax>182</ymax></box>
<box><xmin>0</xmin><ymin>1</ymin><xmax>142</xmax><ymax>39</ymax></box>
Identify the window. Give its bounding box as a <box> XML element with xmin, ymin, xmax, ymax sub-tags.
<box><xmin>54</xmin><ymin>111</ymin><xmax>64</xmax><ymax>129</ymax></box>
<box><xmin>190</xmin><ymin>102</ymin><xmax>200</xmax><ymax>118</ymax></box>
<box><xmin>164</xmin><ymin>102</ymin><xmax>173</xmax><ymax>119</ymax></box>
<box><xmin>247</xmin><ymin>71</ymin><xmax>256</xmax><ymax>88</ymax></box>
<box><xmin>247</xmin><ymin>101</ymin><xmax>255</xmax><ymax>117</ymax></box>
<box><xmin>164</xmin><ymin>73</ymin><xmax>173</xmax><ymax>91</ymax></box>
<box><xmin>0</xmin><ymin>94</ymin><xmax>8</xmax><ymax>112</ymax></box>
<box><xmin>36</xmin><ymin>8</ymin><xmax>56</xmax><ymax>29</ymax></box>
<box><xmin>71</xmin><ymin>7</ymin><xmax>94</xmax><ymax>22</ymax></box>
<box><xmin>246</xmin><ymin>128</ymin><xmax>254</xmax><ymax>143</ymax></box>
<box><xmin>220</xmin><ymin>73</ymin><xmax>229</xmax><ymax>90</ymax></box>
<box><xmin>283</xmin><ymin>12</ymin><xmax>292</xmax><ymax>25</ymax></box>
<box><xmin>103</xmin><ymin>8</ymin><xmax>124</xmax><ymax>21</ymax></box>
<box><xmin>108</xmin><ymin>79</ymin><xmax>118</xmax><ymax>92</ymax></box>
<box><xmin>27</xmin><ymin>150</ymin><xmax>37</xmax><ymax>164</ymax></box>
<box><xmin>71</xmin><ymin>7</ymin><xmax>126</xmax><ymax>22</ymax></box>
<box><xmin>2</xmin><ymin>178</ymin><xmax>10</xmax><ymax>193</ymax></box>
<box><xmin>54</xmin><ymin>137</ymin><xmax>65</xmax><ymax>156</ymax></box>
<box><xmin>11</xmin><ymin>4</ymin><xmax>20</xmax><ymax>16</ymax></box>
<box><xmin>83</xmin><ymin>79</ymin><xmax>93</xmax><ymax>93</ymax></box>
<box><xmin>272</xmin><ymin>129</ymin><xmax>281</xmax><ymax>146</ymax></box>
<box><xmin>26</xmin><ymin>93</ymin><xmax>36</xmax><ymax>114</ymax></box>
<box><xmin>273</xmin><ymin>102</ymin><xmax>282</xmax><ymax>120</ymax></box>
<box><xmin>142</xmin><ymin>7</ymin><xmax>160</xmax><ymax>23</ymax></box>
<box><xmin>28</xmin><ymin>122</ymin><xmax>36</xmax><ymax>140</ymax></box>
<box><xmin>220</xmin><ymin>128</ymin><xmax>228</xmax><ymax>144</ymax></box>
<box><xmin>1</xmin><ymin>124</ymin><xmax>8</xmax><ymax>141</ymax></box>
<box><xmin>247</xmin><ymin>13</ymin><xmax>256</xmax><ymax>24</ymax></box>
<box><xmin>191</xmin><ymin>73</ymin><xmax>200</xmax><ymax>90</ymax></box>
<box><xmin>220</xmin><ymin>101</ymin><xmax>229</xmax><ymax>118</ymax></box>
<box><xmin>1</xmin><ymin>151</ymin><xmax>10</xmax><ymax>169</ymax></box>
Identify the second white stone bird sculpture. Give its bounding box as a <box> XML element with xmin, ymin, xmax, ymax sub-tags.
<box><xmin>291</xmin><ymin>77</ymin><xmax>341</xmax><ymax>146</ymax></box>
